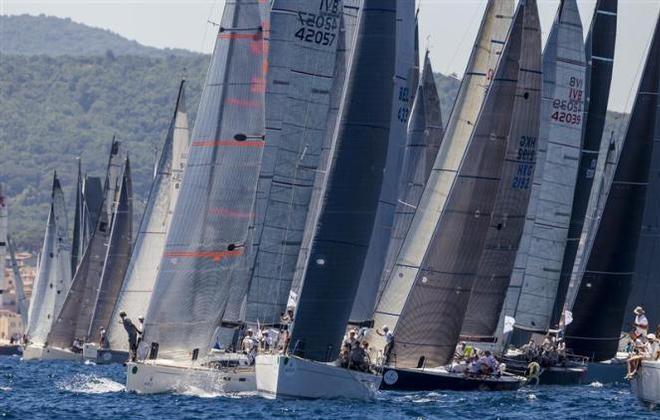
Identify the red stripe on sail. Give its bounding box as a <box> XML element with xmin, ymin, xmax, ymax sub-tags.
<box><xmin>164</xmin><ymin>249</ymin><xmax>243</xmax><ymax>262</ymax></box>
<box><xmin>192</xmin><ymin>140</ymin><xmax>264</xmax><ymax>148</ymax></box>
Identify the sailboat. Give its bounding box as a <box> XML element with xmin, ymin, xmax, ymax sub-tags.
<box><xmin>372</xmin><ymin>0</ymin><xmax>541</xmax><ymax>392</ymax></box>
<box><xmin>126</xmin><ymin>0</ymin><xmax>268</xmax><ymax>394</ymax></box>
<box><xmin>577</xmin><ymin>14</ymin><xmax>660</xmax><ymax>404</ymax></box>
<box><xmin>24</xmin><ymin>141</ymin><xmax>127</xmax><ymax>361</ymax></box>
<box><xmin>255</xmin><ymin>0</ymin><xmax>398</xmax><ymax>400</ymax></box>
<box><xmin>485</xmin><ymin>0</ymin><xmax>588</xmax><ymax>386</ymax></box>
<box><xmin>22</xmin><ymin>174</ymin><xmax>73</xmax><ymax>360</ymax></box>
<box><xmin>95</xmin><ymin>81</ymin><xmax>189</xmax><ymax>365</ymax></box>
<box><xmin>0</xmin><ymin>184</ymin><xmax>21</xmax><ymax>356</ymax></box>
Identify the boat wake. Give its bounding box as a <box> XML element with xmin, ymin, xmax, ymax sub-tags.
<box><xmin>57</xmin><ymin>374</ymin><xmax>125</xmax><ymax>394</ymax></box>
<box><xmin>178</xmin><ymin>386</ymin><xmax>257</xmax><ymax>399</ymax></box>
<box><xmin>590</xmin><ymin>382</ymin><xmax>603</xmax><ymax>388</ymax></box>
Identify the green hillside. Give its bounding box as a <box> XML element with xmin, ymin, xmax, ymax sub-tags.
<box><xmin>0</xmin><ymin>14</ymin><xmax>195</xmax><ymax>57</ymax></box>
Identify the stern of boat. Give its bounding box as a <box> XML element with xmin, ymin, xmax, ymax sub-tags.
<box><xmin>632</xmin><ymin>360</ymin><xmax>660</xmax><ymax>407</ymax></box>
<box><xmin>255</xmin><ymin>354</ymin><xmax>381</xmax><ymax>400</ymax></box>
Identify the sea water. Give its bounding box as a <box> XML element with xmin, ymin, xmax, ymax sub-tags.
<box><xmin>0</xmin><ymin>356</ymin><xmax>655</xmax><ymax>419</ymax></box>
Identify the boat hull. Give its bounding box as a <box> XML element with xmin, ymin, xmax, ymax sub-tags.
<box><xmin>255</xmin><ymin>354</ymin><xmax>381</xmax><ymax>400</ymax></box>
<box><xmin>22</xmin><ymin>345</ymin><xmax>82</xmax><ymax>361</ymax></box>
<box><xmin>0</xmin><ymin>344</ymin><xmax>22</xmax><ymax>356</ymax></box>
<box><xmin>96</xmin><ymin>349</ymin><xmax>129</xmax><ymax>364</ymax></box>
<box><xmin>379</xmin><ymin>366</ymin><xmax>524</xmax><ymax>391</ymax></box>
<box><xmin>125</xmin><ymin>360</ymin><xmax>255</xmax><ymax>395</ymax></box>
<box><xmin>631</xmin><ymin>360</ymin><xmax>660</xmax><ymax>408</ymax></box>
<box><xmin>585</xmin><ymin>358</ymin><xmax>627</xmax><ymax>384</ymax></box>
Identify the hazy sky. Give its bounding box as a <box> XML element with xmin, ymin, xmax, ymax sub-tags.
<box><xmin>1</xmin><ymin>0</ymin><xmax>658</xmax><ymax>112</ymax></box>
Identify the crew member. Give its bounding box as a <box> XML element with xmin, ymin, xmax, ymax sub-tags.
<box><xmin>119</xmin><ymin>311</ymin><xmax>141</xmax><ymax>362</ymax></box>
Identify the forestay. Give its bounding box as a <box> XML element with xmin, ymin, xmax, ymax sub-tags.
<box><xmin>243</xmin><ymin>0</ymin><xmax>343</xmax><ymax>327</ymax></box>
<box><xmin>288</xmin><ymin>0</ymin><xmax>397</xmax><ymax>362</ymax></box>
<box><xmin>494</xmin><ymin>0</ymin><xmax>586</xmax><ymax>340</ymax></box>
<box><xmin>370</xmin><ymin>0</ymin><xmax>514</xmax><ymax>367</ymax></box>
<box><xmin>106</xmin><ymin>82</ymin><xmax>189</xmax><ymax>352</ymax></box>
<box><xmin>142</xmin><ymin>0</ymin><xmax>267</xmax><ymax>362</ymax></box>
<box><xmin>565</xmin><ymin>16</ymin><xmax>659</xmax><ymax>362</ymax></box>
<box><xmin>47</xmin><ymin>140</ymin><xmax>124</xmax><ymax>349</ymax></box>
<box><xmin>350</xmin><ymin>0</ymin><xmax>416</xmax><ymax>323</ymax></box>
<box><xmin>0</xmin><ymin>184</ymin><xmax>6</xmax><ymax>305</ymax></box>
<box><xmin>26</xmin><ymin>175</ymin><xmax>71</xmax><ymax>345</ymax></box>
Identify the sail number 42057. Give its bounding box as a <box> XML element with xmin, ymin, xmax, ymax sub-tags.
<box><xmin>295</xmin><ymin>10</ymin><xmax>338</xmax><ymax>47</ymax></box>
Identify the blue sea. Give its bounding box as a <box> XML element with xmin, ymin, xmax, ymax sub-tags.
<box><xmin>0</xmin><ymin>356</ymin><xmax>655</xmax><ymax>419</ymax></box>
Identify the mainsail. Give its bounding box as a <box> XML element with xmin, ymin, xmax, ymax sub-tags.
<box><xmin>290</xmin><ymin>0</ymin><xmax>362</xmax><ymax>299</ymax></box>
<box><xmin>142</xmin><ymin>0</ymin><xmax>267</xmax><ymax>361</ymax></box>
<box><xmin>350</xmin><ymin>0</ymin><xmax>416</xmax><ymax>323</ymax></box>
<box><xmin>288</xmin><ymin>0</ymin><xmax>397</xmax><ymax>362</ymax></box>
<box><xmin>25</xmin><ymin>174</ymin><xmax>71</xmax><ymax>345</ymax></box>
<box><xmin>86</xmin><ymin>158</ymin><xmax>133</xmax><ymax>343</ymax></box>
<box><xmin>47</xmin><ymin>140</ymin><xmax>124</xmax><ymax>349</ymax></box>
<box><xmin>72</xmin><ymin>160</ymin><xmax>84</xmax><ymax>274</ymax></box>
<box><xmin>378</xmin><ymin>51</ymin><xmax>444</xmax><ymax>298</ymax></box>
<box><xmin>106</xmin><ymin>81</ymin><xmax>189</xmax><ymax>352</ymax></box>
<box><xmin>493</xmin><ymin>0</ymin><xmax>586</xmax><ymax>340</ymax></box>
<box><xmin>551</xmin><ymin>0</ymin><xmax>617</xmax><ymax>327</ymax></box>
<box><xmin>243</xmin><ymin>0</ymin><xmax>343</xmax><ymax>326</ymax></box>
<box><xmin>565</xmin><ymin>15</ymin><xmax>659</xmax><ymax>362</ymax></box>
<box><xmin>371</xmin><ymin>0</ymin><xmax>515</xmax><ymax>368</ymax></box>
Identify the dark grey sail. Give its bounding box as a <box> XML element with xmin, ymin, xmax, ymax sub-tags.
<box><xmin>349</xmin><ymin>0</ymin><xmax>415</xmax><ymax>324</ymax></box>
<box><xmin>84</xmin><ymin>176</ymin><xmax>103</xmax><ymax>237</ymax></box>
<box><xmin>290</xmin><ymin>0</ymin><xmax>362</xmax><ymax>300</ymax></box>
<box><xmin>241</xmin><ymin>0</ymin><xmax>342</xmax><ymax>327</ymax></box>
<box><xmin>47</xmin><ymin>140</ymin><xmax>124</xmax><ymax>349</ymax></box>
<box><xmin>565</xmin><ymin>16</ymin><xmax>659</xmax><ymax>362</ymax></box>
<box><xmin>551</xmin><ymin>0</ymin><xmax>617</xmax><ymax>327</ymax></box>
<box><xmin>87</xmin><ymin>158</ymin><xmax>133</xmax><ymax>343</ymax></box>
<box><xmin>378</xmin><ymin>51</ymin><xmax>444</xmax><ymax>297</ymax></box>
<box><xmin>72</xmin><ymin>160</ymin><xmax>84</xmax><ymax>274</ymax></box>
<box><xmin>288</xmin><ymin>0</ymin><xmax>397</xmax><ymax>362</ymax></box>
<box><xmin>142</xmin><ymin>0</ymin><xmax>267</xmax><ymax>361</ymax></box>
<box><xmin>373</xmin><ymin>0</ymin><xmax>535</xmax><ymax>368</ymax></box>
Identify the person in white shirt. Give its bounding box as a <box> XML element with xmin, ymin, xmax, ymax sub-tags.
<box><xmin>647</xmin><ymin>333</ymin><xmax>660</xmax><ymax>361</ymax></box>
<box><xmin>633</xmin><ymin>306</ymin><xmax>649</xmax><ymax>339</ymax></box>
<box><xmin>242</xmin><ymin>329</ymin><xmax>258</xmax><ymax>365</ymax></box>
<box><xmin>376</xmin><ymin>325</ymin><xmax>394</xmax><ymax>365</ymax></box>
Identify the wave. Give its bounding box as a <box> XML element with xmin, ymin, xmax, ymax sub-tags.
<box><xmin>57</xmin><ymin>374</ymin><xmax>125</xmax><ymax>394</ymax></box>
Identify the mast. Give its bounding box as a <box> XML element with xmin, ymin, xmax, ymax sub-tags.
<box><xmin>142</xmin><ymin>0</ymin><xmax>267</xmax><ymax>361</ymax></box>
<box><xmin>0</xmin><ymin>183</ymin><xmax>7</xmax><ymax>306</ymax></box>
<box><xmin>490</xmin><ymin>0</ymin><xmax>586</xmax><ymax>342</ymax></box>
<box><xmin>551</xmin><ymin>0</ymin><xmax>617</xmax><ymax>327</ymax></box>
<box><xmin>87</xmin><ymin>157</ymin><xmax>133</xmax><ymax>343</ymax></box>
<box><xmin>25</xmin><ymin>173</ymin><xmax>71</xmax><ymax>345</ymax></box>
<box><xmin>106</xmin><ymin>81</ymin><xmax>189</xmax><ymax>352</ymax></box>
<box><xmin>565</xmin><ymin>15</ymin><xmax>660</xmax><ymax>361</ymax></box>
<box><xmin>288</xmin><ymin>0</ymin><xmax>398</xmax><ymax>362</ymax></box>
<box><xmin>71</xmin><ymin>159</ymin><xmax>84</xmax><ymax>274</ymax></box>
<box><xmin>350</xmin><ymin>0</ymin><xmax>416</xmax><ymax>323</ymax></box>
<box><xmin>370</xmin><ymin>0</ymin><xmax>515</xmax><ymax>368</ymax></box>
<box><xmin>241</xmin><ymin>0</ymin><xmax>342</xmax><ymax>327</ymax></box>
<box><xmin>7</xmin><ymin>236</ymin><xmax>28</xmax><ymax>327</ymax></box>
<box><xmin>378</xmin><ymin>51</ymin><xmax>444</xmax><ymax>299</ymax></box>
<box><xmin>46</xmin><ymin>139</ymin><xmax>124</xmax><ymax>349</ymax></box>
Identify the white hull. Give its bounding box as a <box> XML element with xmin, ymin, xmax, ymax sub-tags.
<box><xmin>125</xmin><ymin>359</ymin><xmax>255</xmax><ymax>395</ymax></box>
<box><xmin>632</xmin><ymin>360</ymin><xmax>660</xmax><ymax>407</ymax></box>
<box><xmin>82</xmin><ymin>343</ymin><xmax>98</xmax><ymax>361</ymax></box>
<box><xmin>255</xmin><ymin>354</ymin><xmax>381</xmax><ymax>400</ymax></box>
<box><xmin>22</xmin><ymin>345</ymin><xmax>82</xmax><ymax>361</ymax></box>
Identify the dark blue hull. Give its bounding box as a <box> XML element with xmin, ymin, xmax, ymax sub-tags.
<box><xmin>0</xmin><ymin>344</ymin><xmax>22</xmax><ymax>356</ymax></box>
<box><xmin>380</xmin><ymin>367</ymin><xmax>524</xmax><ymax>391</ymax></box>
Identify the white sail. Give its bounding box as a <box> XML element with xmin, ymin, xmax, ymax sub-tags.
<box><xmin>371</xmin><ymin>0</ymin><xmax>514</xmax><ymax>355</ymax></box>
<box><xmin>7</xmin><ymin>236</ymin><xmax>28</xmax><ymax>326</ymax></box>
<box><xmin>25</xmin><ymin>175</ymin><xmax>71</xmax><ymax>346</ymax></box>
<box><xmin>105</xmin><ymin>82</ymin><xmax>189</xmax><ymax>352</ymax></box>
<box><xmin>498</xmin><ymin>0</ymin><xmax>586</xmax><ymax>338</ymax></box>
